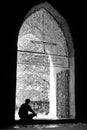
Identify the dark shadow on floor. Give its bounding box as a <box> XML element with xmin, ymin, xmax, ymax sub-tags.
<box><xmin>14</xmin><ymin>119</ymin><xmax>78</xmax><ymax>125</ymax></box>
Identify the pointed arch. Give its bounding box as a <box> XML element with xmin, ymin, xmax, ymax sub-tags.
<box><xmin>15</xmin><ymin>2</ymin><xmax>75</xmax><ymax>120</ymax></box>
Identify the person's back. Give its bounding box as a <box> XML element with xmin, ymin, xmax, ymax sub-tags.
<box><xmin>18</xmin><ymin>99</ymin><xmax>36</xmax><ymax>121</ymax></box>
<box><xmin>18</xmin><ymin>103</ymin><xmax>29</xmax><ymax>120</ymax></box>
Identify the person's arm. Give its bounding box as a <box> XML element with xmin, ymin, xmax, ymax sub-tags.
<box><xmin>28</xmin><ymin>106</ymin><xmax>36</xmax><ymax>115</ymax></box>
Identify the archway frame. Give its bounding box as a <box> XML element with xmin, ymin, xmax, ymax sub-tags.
<box><xmin>15</xmin><ymin>2</ymin><xmax>75</xmax><ymax>120</ymax></box>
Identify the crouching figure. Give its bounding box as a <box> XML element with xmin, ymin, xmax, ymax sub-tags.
<box><xmin>18</xmin><ymin>99</ymin><xmax>37</xmax><ymax>121</ymax></box>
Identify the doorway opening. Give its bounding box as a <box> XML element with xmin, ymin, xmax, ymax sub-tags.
<box><xmin>15</xmin><ymin>2</ymin><xmax>75</xmax><ymax>120</ymax></box>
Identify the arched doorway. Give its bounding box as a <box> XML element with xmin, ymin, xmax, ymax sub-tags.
<box><xmin>15</xmin><ymin>2</ymin><xmax>75</xmax><ymax>120</ymax></box>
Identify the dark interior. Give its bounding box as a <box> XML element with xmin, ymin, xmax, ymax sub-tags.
<box><xmin>0</xmin><ymin>0</ymin><xmax>87</xmax><ymax>128</ymax></box>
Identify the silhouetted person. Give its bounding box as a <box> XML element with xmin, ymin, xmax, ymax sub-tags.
<box><xmin>18</xmin><ymin>99</ymin><xmax>37</xmax><ymax>121</ymax></box>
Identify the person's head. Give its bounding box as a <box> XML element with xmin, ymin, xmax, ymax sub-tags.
<box><xmin>25</xmin><ymin>99</ymin><xmax>30</xmax><ymax>104</ymax></box>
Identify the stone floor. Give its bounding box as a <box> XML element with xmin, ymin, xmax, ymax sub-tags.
<box><xmin>1</xmin><ymin>123</ymin><xmax>87</xmax><ymax>130</ymax></box>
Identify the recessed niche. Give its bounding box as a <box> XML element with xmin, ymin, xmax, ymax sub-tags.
<box><xmin>15</xmin><ymin>2</ymin><xmax>75</xmax><ymax>120</ymax></box>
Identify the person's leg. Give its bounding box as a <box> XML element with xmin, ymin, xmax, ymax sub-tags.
<box><xmin>28</xmin><ymin>113</ymin><xmax>36</xmax><ymax>120</ymax></box>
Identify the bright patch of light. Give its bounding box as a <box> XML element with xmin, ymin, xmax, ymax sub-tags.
<box><xmin>48</xmin><ymin>53</ymin><xmax>57</xmax><ymax>119</ymax></box>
